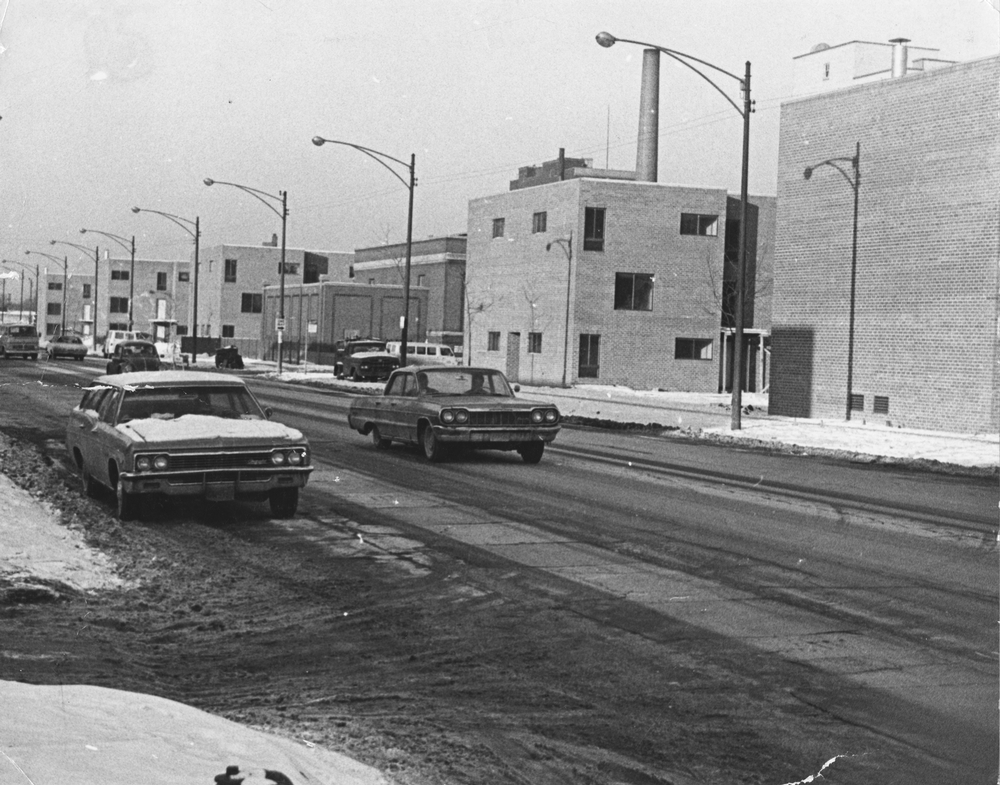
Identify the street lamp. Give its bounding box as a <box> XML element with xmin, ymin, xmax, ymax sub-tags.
<box><xmin>545</xmin><ymin>233</ymin><xmax>573</xmax><ymax>387</ymax></box>
<box><xmin>51</xmin><ymin>240</ymin><xmax>100</xmax><ymax>343</ymax></box>
<box><xmin>204</xmin><ymin>178</ymin><xmax>288</xmax><ymax>373</ymax></box>
<box><xmin>80</xmin><ymin>229</ymin><xmax>136</xmax><ymax>331</ymax></box>
<box><xmin>132</xmin><ymin>207</ymin><xmax>201</xmax><ymax>363</ymax></box>
<box><xmin>597</xmin><ymin>31</ymin><xmax>753</xmax><ymax>429</ymax></box>
<box><xmin>311</xmin><ymin>136</ymin><xmax>416</xmax><ymax>366</ymax></box>
<box><xmin>25</xmin><ymin>250</ymin><xmax>68</xmax><ymax>335</ymax></box>
<box><xmin>4</xmin><ymin>260</ymin><xmax>38</xmax><ymax>325</ymax></box>
<box><xmin>804</xmin><ymin>142</ymin><xmax>861</xmax><ymax>420</ymax></box>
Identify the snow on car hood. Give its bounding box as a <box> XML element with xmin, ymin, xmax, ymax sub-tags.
<box><xmin>118</xmin><ymin>414</ymin><xmax>304</xmax><ymax>443</ymax></box>
<box><xmin>350</xmin><ymin>351</ymin><xmax>396</xmax><ymax>360</ymax></box>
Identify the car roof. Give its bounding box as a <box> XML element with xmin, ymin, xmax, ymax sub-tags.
<box><xmin>93</xmin><ymin>370</ymin><xmax>249</xmax><ymax>388</ymax></box>
<box><xmin>393</xmin><ymin>366</ymin><xmax>495</xmax><ymax>374</ymax></box>
<box><xmin>118</xmin><ymin>340</ymin><xmax>157</xmax><ymax>347</ymax></box>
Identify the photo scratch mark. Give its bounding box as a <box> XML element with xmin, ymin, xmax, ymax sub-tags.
<box><xmin>779</xmin><ymin>755</ymin><xmax>848</xmax><ymax>785</ymax></box>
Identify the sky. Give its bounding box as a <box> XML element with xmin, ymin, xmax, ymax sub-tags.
<box><xmin>0</xmin><ymin>0</ymin><xmax>997</xmax><ymax>278</ymax></box>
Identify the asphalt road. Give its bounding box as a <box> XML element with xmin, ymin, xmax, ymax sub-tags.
<box><xmin>3</xmin><ymin>358</ymin><xmax>997</xmax><ymax>784</ymax></box>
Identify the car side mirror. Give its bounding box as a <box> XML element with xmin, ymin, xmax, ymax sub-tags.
<box><xmin>513</xmin><ymin>384</ymin><xmax>520</xmax><ymax>393</ymax></box>
<box><xmin>264</xmin><ymin>407</ymin><xmax>273</xmax><ymax>419</ymax></box>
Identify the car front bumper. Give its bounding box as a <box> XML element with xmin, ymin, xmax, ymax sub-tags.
<box><xmin>431</xmin><ymin>426</ymin><xmax>560</xmax><ymax>444</ymax></box>
<box><xmin>120</xmin><ymin>466</ymin><xmax>313</xmax><ymax>500</ymax></box>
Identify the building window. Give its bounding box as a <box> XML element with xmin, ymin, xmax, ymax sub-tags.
<box><xmin>487</xmin><ymin>331</ymin><xmax>500</xmax><ymax>351</ymax></box>
<box><xmin>156</xmin><ymin>272</ymin><xmax>167</xmax><ymax>291</ymax></box>
<box><xmin>417</xmin><ymin>274</ymin><xmax>426</xmax><ymax>287</ymax></box>
<box><xmin>368</xmin><ymin>278</ymin><xmax>376</xmax><ymax>285</ymax></box>
<box><xmin>241</xmin><ymin>293</ymin><xmax>263</xmax><ymax>313</ymax></box>
<box><xmin>349</xmin><ymin>265</ymin><xmax>355</xmax><ymax>279</ymax></box>
<box><xmin>824</xmin><ymin>62</ymin><xmax>830</xmax><ymax>79</ymax></box>
<box><xmin>528</xmin><ymin>332</ymin><xmax>542</xmax><ymax>353</ymax></box>
<box><xmin>178</xmin><ymin>272</ymin><xmax>190</xmax><ymax>282</ymax></box>
<box><xmin>46</xmin><ymin>302</ymin><xmax>61</xmax><ymax>316</ymax></box>
<box><xmin>111</xmin><ymin>270</ymin><xmax>129</xmax><ymax>281</ymax></box>
<box><xmin>680</xmin><ymin>213</ymin><xmax>719</xmax><ymax>236</ymax></box>
<box><xmin>849</xmin><ymin>393</ymin><xmax>865</xmax><ymax>412</ymax></box>
<box><xmin>492</xmin><ymin>218</ymin><xmax>505</xmax><ymax>238</ymax></box>
<box><xmin>873</xmin><ymin>395</ymin><xmax>890</xmax><ymax>414</ymax></box>
<box><xmin>532</xmin><ymin>211</ymin><xmax>547</xmax><ymax>234</ymax></box>
<box><xmin>674</xmin><ymin>338</ymin><xmax>713</xmax><ymax>360</ymax></box>
<box><xmin>82</xmin><ymin>284</ymin><xmax>91</xmax><ymax>299</ymax></box>
<box><xmin>579</xmin><ymin>333</ymin><xmax>600</xmax><ymax>378</ymax></box>
<box><xmin>109</xmin><ymin>322</ymin><xmax>128</xmax><ymax>331</ymax></box>
<box><xmin>176</xmin><ymin>325</ymin><xmax>188</xmax><ymax>336</ymax></box>
<box><xmin>222</xmin><ymin>325</ymin><xmax>235</xmax><ymax>338</ymax></box>
<box><xmin>614</xmin><ymin>273</ymin><xmax>654</xmax><ymax>311</ymax></box>
<box><xmin>224</xmin><ymin>259</ymin><xmax>238</xmax><ymax>283</ymax></box>
<box><xmin>584</xmin><ymin>207</ymin><xmax>605</xmax><ymax>251</ymax></box>
<box><xmin>48</xmin><ymin>281</ymin><xmax>62</xmax><ymax>291</ymax></box>
<box><xmin>110</xmin><ymin>297</ymin><xmax>129</xmax><ymax>314</ymax></box>
<box><xmin>46</xmin><ymin>322</ymin><xmax>61</xmax><ymax>336</ymax></box>
<box><xmin>278</xmin><ymin>262</ymin><xmax>299</xmax><ymax>275</ymax></box>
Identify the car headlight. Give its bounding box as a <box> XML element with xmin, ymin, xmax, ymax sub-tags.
<box><xmin>287</xmin><ymin>450</ymin><xmax>302</xmax><ymax>465</ymax></box>
<box><xmin>136</xmin><ymin>456</ymin><xmax>151</xmax><ymax>471</ymax></box>
<box><xmin>531</xmin><ymin>409</ymin><xmax>544</xmax><ymax>423</ymax></box>
<box><xmin>454</xmin><ymin>409</ymin><xmax>469</xmax><ymax>424</ymax></box>
<box><xmin>544</xmin><ymin>409</ymin><xmax>559</xmax><ymax>423</ymax></box>
<box><xmin>153</xmin><ymin>455</ymin><xmax>169</xmax><ymax>471</ymax></box>
<box><xmin>270</xmin><ymin>451</ymin><xmax>287</xmax><ymax>465</ymax></box>
<box><xmin>441</xmin><ymin>409</ymin><xmax>456</xmax><ymax>424</ymax></box>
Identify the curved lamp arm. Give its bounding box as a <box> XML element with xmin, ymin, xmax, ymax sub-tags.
<box><xmin>311</xmin><ymin>137</ymin><xmax>414</xmax><ymax>191</ymax></box>
<box><xmin>203</xmin><ymin>178</ymin><xmax>286</xmax><ymax>219</ymax></box>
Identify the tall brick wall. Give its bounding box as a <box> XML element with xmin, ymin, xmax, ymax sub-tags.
<box><xmin>771</xmin><ymin>56</ymin><xmax>1000</xmax><ymax>433</ymax></box>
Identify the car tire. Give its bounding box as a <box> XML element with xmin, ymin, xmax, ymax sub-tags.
<box><xmin>421</xmin><ymin>426</ymin><xmax>446</xmax><ymax>462</ymax></box>
<box><xmin>350</xmin><ymin>368</ymin><xmax>360</xmax><ymax>381</ymax></box>
<box><xmin>518</xmin><ymin>442</ymin><xmax>545</xmax><ymax>464</ymax></box>
<box><xmin>371</xmin><ymin>426</ymin><xmax>391</xmax><ymax>450</ymax></box>
<box><xmin>80</xmin><ymin>465</ymin><xmax>99</xmax><ymax>498</ymax></box>
<box><xmin>116</xmin><ymin>481</ymin><xmax>141</xmax><ymax>521</ymax></box>
<box><xmin>269</xmin><ymin>487</ymin><xmax>299</xmax><ymax>518</ymax></box>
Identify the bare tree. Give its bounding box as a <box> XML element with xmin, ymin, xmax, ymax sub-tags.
<box><xmin>464</xmin><ymin>276</ymin><xmax>499</xmax><ymax>366</ymax></box>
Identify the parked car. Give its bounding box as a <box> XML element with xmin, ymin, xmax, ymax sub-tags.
<box><xmin>46</xmin><ymin>333</ymin><xmax>88</xmax><ymax>361</ymax></box>
<box><xmin>347</xmin><ymin>366</ymin><xmax>561</xmax><ymax>463</ymax></box>
<box><xmin>333</xmin><ymin>339</ymin><xmax>399</xmax><ymax>381</ymax></box>
<box><xmin>0</xmin><ymin>323</ymin><xmax>39</xmax><ymax>360</ymax></box>
<box><xmin>215</xmin><ymin>345</ymin><xmax>245</xmax><ymax>369</ymax></box>
<box><xmin>384</xmin><ymin>341</ymin><xmax>458</xmax><ymax>367</ymax></box>
<box><xmin>106</xmin><ymin>340</ymin><xmax>162</xmax><ymax>375</ymax></box>
<box><xmin>65</xmin><ymin>371</ymin><xmax>312</xmax><ymax>520</ymax></box>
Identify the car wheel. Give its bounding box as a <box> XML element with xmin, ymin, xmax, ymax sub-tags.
<box><xmin>80</xmin><ymin>465</ymin><xmax>99</xmax><ymax>498</ymax></box>
<box><xmin>268</xmin><ymin>487</ymin><xmax>299</xmax><ymax>518</ymax></box>
<box><xmin>350</xmin><ymin>368</ymin><xmax>360</xmax><ymax>381</ymax></box>
<box><xmin>77</xmin><ymin>355</ymin><xmax>85</xmax><ymax>362</ymax></box>
<box><xmin>518</xmin><ymin>442</ymin><xmax>545</xmax><ymax>464</ymax></box>
<box><xmin>371</xmin><ymin>426</ymin><xmax>391</xmax><ymax>450</ymax></box>
<box><xmin>116</xmin><ymin>481</ymin><xmax>141</xmax><ymax>521</ymax></box>
<box><xmin>421</xmin><ymin>426</ymin><xmax>446</xmax><ymax>462</ymax></box>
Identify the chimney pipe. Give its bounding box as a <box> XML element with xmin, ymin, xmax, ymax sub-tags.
<box><xmin>635</xmin><ymin>48</ymin><xmax>660</xmax><ymax>182</ymax></box>
<box><xmin>558</xmin><ymin>147</ymin><xmax>565</xmax><ymax>181</ymax></box>
<box><xmin>890</xmin><ymin>37</ymin><xmax>909</xmax><ymax>78</ymax></box>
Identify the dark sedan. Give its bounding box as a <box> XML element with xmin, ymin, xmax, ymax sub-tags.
<box><xmin>46</xmin><ymin>334</ymin><xmax>88</xmax><ymax>361</ymax></box>
<box><xmin>347</xmin><ymin>366</ymin><xmax>560</xmax><ymax>463</ymax></box>
<box><xmin>106</xmin><ymin>340</ymin><xmax>162</xmax><ymax>374</ymax></box>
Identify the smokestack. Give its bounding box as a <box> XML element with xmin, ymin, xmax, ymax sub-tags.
<box><xmin>890</xmin><ymin>37</ymin><xmax>909</xmax><ymax>78</ymax></box>
<box><xmin>558</xmin><ymin>147</ymin><xmax>565</xmax><ymax>181</ymax></box>
<box><xmin>635</xmin><ymin>48</ymin><xmax>660</xmax><ymax>182</ymax></box>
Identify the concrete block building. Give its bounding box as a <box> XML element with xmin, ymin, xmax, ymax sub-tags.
<box><xmin>770</xmin><ymin>44</ymin><xmax>999</xmax><ymax>433</ymax></box>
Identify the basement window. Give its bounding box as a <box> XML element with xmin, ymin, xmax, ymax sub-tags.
<box><xmin>849</xmin><ymin>393</ymin><xmax>865</xmax><ymax>412</ymax></box>
<box><xmin>873</xmin><ymin>396</ymin><xmax>890</xmax><ymax>415</ymax></box>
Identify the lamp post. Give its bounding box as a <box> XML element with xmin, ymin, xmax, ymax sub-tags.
<box><xmin>804</xmin><ymin>142</ymin><xmax>861</xmax><ymax>420</ymax></box>
<box><xmin>132</xmin><ymin>207</ymin><xmax>201</xmax><ymax>363</ymax></box>
<box><xmin>25</xmin><ymin>250</ymin><xmax>68</xmax><ymax>335</ymax></box>
<box><xmin>597</xmin><ymin>31</ymin><xmax>753</xmax><ymax>429</ymax></box>
<box><xmin>545</xmin><ymin>233</ymin><xmax>574</xmax><ymax>387</ymax></box>
<box><xmin>51</xmin><ymin>240</ymin><xmax>99</xmax><ymax>344</ymax></box>
<box><xmin>80</xmin><ymin>229</ymin><xmax>136</xmax><ymax>331</ymax></box>
<box><xmin>311</xmin><ymin>136</ymin><xmax>416</xmax><ymax>366</ymax></box>
<box><xmin>204</xmin><ymin>178</ymin><xmax>288</xmax><ymax>373</ymax></box>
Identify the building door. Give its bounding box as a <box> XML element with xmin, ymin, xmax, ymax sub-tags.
<box><xmin>578</xmin><ymin>333</ymin><xmax>600</xmax><ymax>378</ymax></box>
<box><xmin>506</xmin><ymin>332</ymin><xmax>520</xmax><ymax>382</ymax></box>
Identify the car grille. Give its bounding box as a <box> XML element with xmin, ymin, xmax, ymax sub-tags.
<box><xmin>152</xmin><ymin>451</ymin><xmax>277</xmax><ymax>471</ymax></box>
<box><xmin>466</xmin><ymin>411</ymin><xmax>533</xmax><ymax>427</ymax></box>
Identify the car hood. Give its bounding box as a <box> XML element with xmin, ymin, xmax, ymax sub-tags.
<box><xmin>117</xmin><ymin>415</ymin><xmax>305</xmax><ymax>445</ymax></box>
<box><xmin>349</xmin><ymin>351</ymin><xmax>397</xmax><ymax>361</ymax></box>
<box><xmin>121</xmin><ymin>356</ymin><xmax>160</xmax><ymax>370</ymax></box>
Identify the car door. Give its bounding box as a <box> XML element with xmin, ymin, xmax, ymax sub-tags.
<box><xmin>378</xmin><ymin>372</ymin><xmax>410</xmax><ymax>439</ymax></box>
<box><xmin>395</xmin><ymin>373</ymin><xmax>422</xmax><ymax>443</ymax></box>
<box><xmin>91</xmin><ymin>388</ymin><xmax>125</xmax><ymax>486</ymax></box>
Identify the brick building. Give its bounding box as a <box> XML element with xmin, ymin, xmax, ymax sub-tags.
<box><xmin>466</xmin><ymin>164</ymin><xmax>775</xmax><ymax>389</ymax></box>
<box><xmin>353</xmin><ymin>235</ymin><xmax>466</xmax><ymax>347</ymax></box>
<box><xmin>770</xmin><ymin>51</ymin><xmax>1000</xmax><ymax>433</ymax></box>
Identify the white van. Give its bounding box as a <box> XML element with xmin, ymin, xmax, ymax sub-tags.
<box><xmin>384</xmin><ymin>341</ymin><xmax>458</xmax><ymax>367</ymax></box>
<box><xmin>103</xmin><ymin>330</ymin><xmax>152</xmax><ymax>358</ymax></box>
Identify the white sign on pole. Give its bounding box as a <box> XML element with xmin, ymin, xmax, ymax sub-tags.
<box><xmin>275</xmin><ymin>317</ymin><xmax>286</xmax><ymax>331</ymax></box>
<box><xmin>308</xmin><ymin>321</ymin><xmax>318</xmax><ymax>335</ymax></box>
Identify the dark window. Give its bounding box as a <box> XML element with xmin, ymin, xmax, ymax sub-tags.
<box><xmin>278</xmin><ymin>262</ymin><xmax>299</xmax><ymax>275</ymax></box>
<box><xmin>110</xmin><ymin>297</ymin><xmax>129</xmax><ymax>314</ymax></box>
<box><xmin>156</xmin><ymin>272</ymin><xmax>167</xmax><ymax>291</ymax></box>
<box><xmin>241</xmin><ymin>293</ymin><xmax>263</xmax><ymax>313</ymax></box>
<box><xmin>849</xmin><ymin>393</ymin><xmax>865</xmax><ymax>412</ymax></box>
<box><xmin>222</xmin><ymin>325</ymin><xmax>235</xmax><ymax>338</ymax></box>
<box><xmin>176</xmin><ymin>325</ymin><xmax>188</xmax><ymax>336</ymax></box>
<box><xmin>46</xmin><ymin>302</ymin><xmax>61</xmax><ymax>316</ymax></box>
<box><xmin>579</xmin><ymin>333</ymin><xmax>600</xmax><ymax>378</ymax></box>
<box><xmin>492</xmin><ymin>218</ymin><xmax>505</xmax><ymax>238</ymax></box>
<box><xmin>584</xmin><ymin>207</ymin><xmax>605</xmax><ymax>251</ymax></box>
<box><xmin>48</xmin><ymin>282</ymin><xmax>62</xmax><ymax>291</ymax></box>
<box><xmin>873</xmin><ymin>395</ymin><xmax>889</xmax><ymax>414</ymax></box>
<box><xmin>108</xmin><ymin>322</ymin><xmax>128</xmax><ymax>331</ymax></box>
<box><xmin>679</xmin><ymin>213</ymin><xmax>719</xmax><ymax>236</ymax></box>
<box><xmin>82</xmin><ymin>284</ymin><xmax>92</xmax><ymax>299</ymax></box>
<box><xmin>224</xmin><ymin>259</ymin><xmax>237</xmax><ymax>283</ymax></box>
<box><xmin>532</xmin><ymin>211</ymin><xmax>547</xmax><ymax>233</ymax></box>
<box><xmin>349</xmin><ymin>265</ymin><xmax>355</xmax><ymax>279</ymax></box>
<box><xmin>178</xmin><ymin>272</ymin><xmax>190</xmax><ymax>282</ymax></box>
<box><xmin>614</xmin><ymin>273</ymin><xmax>654</xmax><ymax>311</ymax></box>
<box><xmin>487</xmin><ymin>331</ymin><xmax>500</xmax><ymax>351</ymax></box>
<box><xmin>674</xmin><ymin>338</ymin><xmax>713</xmax><ymax>360</ymax></box>
<box><xmin>527</xmin><ymin>332</ymin><xmax>542</xmax><ymax>354</ymax></box>
<box><xmin>111</xmin><ymin>270</ymin><xmax>129</xmax><ymax>281</ymax></box>
<box><xmin>46</xmin><ymin>322</ymin><xmax>60</xmax><ymax>336</ymax></box>
<box><xmin>416</xmin><ymin>274</ymin><xmax>426</xmax><ymax>287</ymax></box>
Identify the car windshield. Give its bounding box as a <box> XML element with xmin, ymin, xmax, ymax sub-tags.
<box><xmin>117</xmin><ymin>385</ymin><xmax>265</xmax><ymax>423</ymax></box>
<box><xmin>415</xmin><ymin>369</ymin><xmax>513</xmax><ymax>397</ymax></box>
<box><xmin>350</xmin><ymin>342</ymin><xmax>385</xmax><ymax>354</ymax></box>
<box><xmin>9</xmin><ymin>325</ymin><xmax>36</xmax><ymax>338</ymax></box>
<box><xmin>122</xmin><ymin>343</ymin><xmax>157</xmax><ymax>356</ymax></box>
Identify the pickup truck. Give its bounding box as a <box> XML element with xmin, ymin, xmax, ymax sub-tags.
<box><xmin>332</xmin><ymin>339</ymin><xmax>399</xmax><ymax>381</ymax></box>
